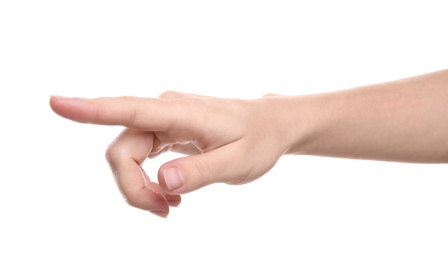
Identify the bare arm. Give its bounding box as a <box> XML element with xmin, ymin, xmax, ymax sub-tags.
<box><xmin>284</xmin><ymin>69</ymin><xmax>448</xmax><ymax>163</ymax></box>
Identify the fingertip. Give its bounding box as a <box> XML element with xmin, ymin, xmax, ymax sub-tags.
<box><xmin>158</xmin><ymin>155</ymin><xmax>216</xmax><ymax>195</ymax></box>
<box><xmin>124</xmin><ymin>186</ymin><xmax>170</xmax><ymax>214</ymax></box>
<box><xmin>49</xmin><ymin>95</ymin><xmax>69</xmax><ymax>114</ymax></box>
<box><xmin>49</xmin><ymin>95</ymin><xmax>70</xmax><ymax>118</ymax></box>
<box><xmin>49</xmin><ymin>96</ymin><xmax>94</xmax><ymax>123</ymax></box>
<box><xmin>49</xmin><ymin>95</ymin><xmax>65</xmax><ymax>111</ymax></box>
<box><xmin>158</xmin><ymin>165</ymin><xmax>186</xmax><ymax>193</ymax></box>
<box><xmin>167</xmin><ymin>196</ymin><xmax>182</xmax><ymax>207</ymax></box>
<box><xmin>163</xmin><ymin>167</ymin><xmax>185</xmax><ymax>191</ymax></box>
<box><xmin>150</xmin><ymin>210</ymin><xmax>169</xmax><ymax>218</ymax></box>
<box><xmin>50</xmin><ymin>95</ymin><xmax>67</xmax><ymax>99</ymax></box>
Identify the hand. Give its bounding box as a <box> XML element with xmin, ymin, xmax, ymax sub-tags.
<box><xmin>50</xmin><ymin>92</ymin><xmax>292</xmax><ymax>217</ymax></box>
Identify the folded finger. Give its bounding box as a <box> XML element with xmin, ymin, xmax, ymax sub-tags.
<box><xmin>106</xmin><ymin>128</ymin><xmax>180</xmax><ymax>217</ymax></box>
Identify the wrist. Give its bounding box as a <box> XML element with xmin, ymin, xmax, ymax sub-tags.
<box><xmin>258</xmin><ymin>94</ymin><xmax>322</xmax><ymax>156</ymax></box>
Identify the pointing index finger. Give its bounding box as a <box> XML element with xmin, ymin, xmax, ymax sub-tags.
<box><xmin>49</xmin><ymin>96</ymin><xmax>189</xmax><ymax>131</ymax></box>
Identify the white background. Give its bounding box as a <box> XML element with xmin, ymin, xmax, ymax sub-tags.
<box><xmin>1</xmin><ymin>1</ymin><xmax>448</xmax><ymax>259</ymax></box>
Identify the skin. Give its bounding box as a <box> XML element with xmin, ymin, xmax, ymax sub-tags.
<box><xmin>49</xmin><ymin>69</ymin><xmax>448</xmax><ymax>217</ymax></box>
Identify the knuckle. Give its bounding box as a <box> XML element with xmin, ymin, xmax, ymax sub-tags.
<box><xmin>159</xmin><ymin>90</ymin><xmax>179</xmax><ymax>99</ymax></box>
<box><xmin>124</xmin><ymin>193</ymin><xmax>142</xmax><ymax>208</ymax></box>
<box><xmin>118</xmin><ymin>96</ymin><xmax>138</xmax><ymax>127</ymax></box>
<box><xmin>191</xmin><ymin>97</ymin><xmax>212</xmax><ymax>128</ymax></box>
<box><xmin>104</xmin><ymin>140</ymin><xmax>122</xmax><ymax>165</ymax></box>
<box><xmin>118</xmin><ymin>95</ymin><xmax>139</xmax><ymax>105</ymax></box>
<box><xmin>192</xmin><ymin>157</ymin><xmax>215</xmax><ymax>185</ymax></box>
<box><xmin>263</xmin><ymin>93</ymin><xmax>280</xmax><ymax>98</ymax></box>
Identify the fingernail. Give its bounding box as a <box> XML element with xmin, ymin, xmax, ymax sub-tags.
<box><xmin>163</xmin><ymin>167</ymin><xmax>184</xmax><ymax>191</ymax></box>
<box><xmin>150</xmin><ymin>210</ymin><xmax>168</xmax><ymax>218</ymax></box>
<box><xmin>50</xmin><ymin>95</ymin><xmax>71</xmax><ymax>103</ymax></box>
<box><xmin>51</xmin><ymin>95</ymin><xmax>68</xmax><ymax>100</ymax></box>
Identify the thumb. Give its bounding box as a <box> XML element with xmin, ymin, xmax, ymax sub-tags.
<box><xmin>158</xmin><ymin>143</ymin><xmax>248</xmax><ymax>194</ymax></box>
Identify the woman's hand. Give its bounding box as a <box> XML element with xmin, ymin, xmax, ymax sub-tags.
<box><xmin>50</xmin><ymin>91</ymin><xmax>293</xmax><ymax>217</ymax></box>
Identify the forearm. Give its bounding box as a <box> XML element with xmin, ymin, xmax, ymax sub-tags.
<box><xmin>284</xmin><ymin>69</ymin><xmax>448</xmax><ymax>163</ymax></box>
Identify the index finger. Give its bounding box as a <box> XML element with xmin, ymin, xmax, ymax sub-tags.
<box><xmin>49</xmin><ymin>96</ymin><xmax>201</xmax><ymax>131</ymax></box>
